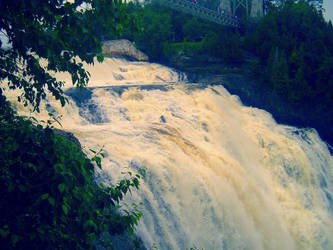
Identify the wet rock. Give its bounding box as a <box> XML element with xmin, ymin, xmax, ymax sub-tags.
<box><xmin>160</xmin><ymin>115</ymin><xmax>166</xmax><ymax>123</ymax></box>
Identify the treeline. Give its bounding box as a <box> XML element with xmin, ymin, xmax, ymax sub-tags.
<box><xmin>245</xmin><ymin>0</ymin><xmax>333</xmax><ymax>107</ymax></box>
<box><xmin>121</xmin><ymin>0</ymin><xmax>333</xmax><ymax>109</ymax></box>
<box><xmin>121</xmin><ymin>0</ymin><xmax>333</xmax><ymax>108</ymax></box>
<box><xmin>119</xmin><ymin>0</ymin><xmax>333</xmax><ymax>143</ymax></box>
<box><xmin>121</xmin><ymin>2</ymin><xmax>243</xmax><ymax>62</ymax></box>
<box><xmin>244</xmin><ymin>0</ymin><xmax>333</xmax><ymax>144</ymax></box>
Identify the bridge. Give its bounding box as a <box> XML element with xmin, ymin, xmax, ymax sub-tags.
<box><xmin>154</xmin><ymin>0</ymin><xmax>240</xmax><ymax>28</ymax></box>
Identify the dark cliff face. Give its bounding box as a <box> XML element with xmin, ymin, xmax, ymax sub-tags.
<box><xmin>163</xmin><ymin>53</ymin><xmax>333</xmax><ymax>147</ymax></box>
<box><xmin>195</xmin><ymin>71</ymin><xmax>333</xmax><ymax>147</ymax></box>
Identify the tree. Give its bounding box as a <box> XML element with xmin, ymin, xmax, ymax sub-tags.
<box><xmin>130</xmin><ymin>3</ymin><xmax>174</xmax><ymax>61</ymax></box>
<box><xmin>183</xmin><ymin>17</ymin><xmax>209</xmax><ymax>41</ymax></box>
<box><xmin>266</xmin><ymin>0</ymin><xmax>323</xmax><ymax>9</ymax></box>
<box><xmin>0</xmin><ymin>0</ymin><xmax>144</xmax><ymax>248</ymax></box>
<box><xmin>0</xmin><ymin>0</ymin><xmax>139</xmax><ymax>111</ymax></box>
<box><xmin>0</xmin><ymin>99</ymin><xmax>144</xmax><ymax>249</ymax></box>
<box><xmin>266</xmin><ymin>47</ymin><xmax>290</xmax><ymax>94</ymax></box>
<box><xmin>246</xmin><ymin>0</ymin><xmax>333</xmax><ymax>104</ymax></box>
<box><xmin>244</xmin><ymin>0</ymin><xmax>333</xmax><ymax>144</ymax></box>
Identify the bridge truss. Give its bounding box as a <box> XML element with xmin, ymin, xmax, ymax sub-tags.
<box><xmin>154</xmin><ymin>0</ymin><xmax>240</xmax><ymax>28</ymax></box>
<box><xmin>231</xmin><ymin>0</ymin><xmax>249</xmax><ymax>16</ymax></box>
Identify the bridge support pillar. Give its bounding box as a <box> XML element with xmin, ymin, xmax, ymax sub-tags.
<box><xmin>229</xmin><ymin>0</ymin><xmax>264</xmax><ymax>18</ymax></box>
<box><xmin>250</xmin><ymin>0</ymin><xmax>264</xmax><ymax>17</ymax></box>
<box><xmin>231</xmin><ymin>0</ymin><xmax>249</xmax><ymax>17</ymax></box>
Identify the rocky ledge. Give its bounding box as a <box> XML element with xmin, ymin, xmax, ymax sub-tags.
<box><xmin>102</xmin><ymin>39</ymin><xmax>148</xmax><ymax>61</ymax></box>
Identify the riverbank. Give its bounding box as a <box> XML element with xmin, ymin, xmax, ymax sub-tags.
<box><xmin>165</xmin><ymin>56</ymin><xmax>333</xmax><ymax>148</ymax></box>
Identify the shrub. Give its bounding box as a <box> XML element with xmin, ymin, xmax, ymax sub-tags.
<box><xmin>0</xmin><ymin>98</ymin><xmax>143</xmax><ymax>249</ymax></box>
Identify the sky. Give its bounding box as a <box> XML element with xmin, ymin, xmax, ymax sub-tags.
<box><xmin>323</xmin><ymin>0</ymin><xmax>333</xmax><ymax>22</ymax></box>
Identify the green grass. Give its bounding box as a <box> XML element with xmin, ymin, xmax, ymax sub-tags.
<box><xmin>164</xmin><ymin>41</ymin><xmax>204</xmax><ymax>57</ymax></box>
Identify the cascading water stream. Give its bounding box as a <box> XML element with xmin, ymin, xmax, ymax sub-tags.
<box><xmin>6</xmin><ymin>57</ymin><xmax>333</xmax><ymax>249</ymax></box>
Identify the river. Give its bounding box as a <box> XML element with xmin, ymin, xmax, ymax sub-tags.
<box><xmin>6</xmin><ymin>57</ymin><xmax>333</xmax><ymax>249</ymax></box>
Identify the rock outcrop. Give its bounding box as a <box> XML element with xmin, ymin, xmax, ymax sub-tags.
<box><xmin>102</xmin><ymin>39</ymin><xmax>148</xmax><ymax>61</ymax></box>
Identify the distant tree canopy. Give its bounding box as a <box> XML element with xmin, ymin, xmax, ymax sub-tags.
<box><xmin>0</xmin><ymin>0</ymin><xmax>139</xmax><ymax>111</ymax></box>
<box><xmin>266</xmin><ymin>0</ymin><xmax>323</xmax><ymax>9</ymax></box>
<box><xmin>123</xmin><ymin>2</ymin><xmax>243</xmax><ymax>62</ymax></box>
<box><xmin>245</xmin><ymin>0</ymin><xmax>333</xmax><ymax>105</ymax></box>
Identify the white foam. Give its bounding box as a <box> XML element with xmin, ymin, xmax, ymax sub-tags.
<box><xmin>7</xmin><ymin>57</ymin><xmax>333</xmax><ymax>250</ymax></box>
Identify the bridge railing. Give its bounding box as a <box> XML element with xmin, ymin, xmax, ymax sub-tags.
<box><xmin>154</xmin><ymin>0</ymin><xmax>239</xmax><ymax>27</ymax></box>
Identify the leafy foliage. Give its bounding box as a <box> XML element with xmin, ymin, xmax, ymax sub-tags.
<box><xmin>132</xmin><ymin>3</ymin><xmax>174</xmax><ymax>60</ymax></box>
<box><xmin>123</xmin><ymin>2</ymin><xmax>243</xmax><ymax>63</ymax></box>
<box><xmin>0</xmin><ymin>1</ymin><xmax>144</xmax><ymax>248</ymax></box>
<box><xmin>0</xmin><ymin>0</ymin><xmax>139</xmax><ymax>111</ymax></box>
<box><xmin>266</xmin><ymin>0</ymin><xmax>323</xmax><ymax>10</ymax></box>
<box><xmin>203</xmin><ymin>31</ymin><xmax>243</xmax><ymax>63</ymax></box>
<box><xmin>0</xmin><ymin>99</ymin><xmax>143</xmax><ymax>249</ymax></box>
<box><xmin>163</xmin><ymin>41</ymin><xmax>205</xmax><ymax>58</ymax></box>
<box><xmin>245</xmin><ymin>0</ymin><xmax>333</xmax><ymax>106</ymax></box>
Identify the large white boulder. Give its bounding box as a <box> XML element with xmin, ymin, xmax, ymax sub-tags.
<box><xmin>102</xmin><ymin>39</ymin><xmax>148</xmax><ymax>61</ymax></box>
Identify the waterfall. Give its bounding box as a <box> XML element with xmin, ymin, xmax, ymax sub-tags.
<box><xmin>6</xmin><ymin>57</ymin><xmax>333</xmax><ymax>250</ymax></box>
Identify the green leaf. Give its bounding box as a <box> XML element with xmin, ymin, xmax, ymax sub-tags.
<box><xmin>133</xmin><ymin>178</ymin><xmax>139</xmax><ymax>188</ymax></box>
<box><xmin>84</xmin><ymin>220</ymin><xmax>97</xmax><ymax>230</ymax></box>
<box><xmin>92</xmin><ymin>156</ymin><xmax>102</xmax><ymax>169</ymax></box>
<box><xmin>48</xmin><ymin>197</ymin><xmax>55</xmax><ymax>206</ymax></box>
<box><xmin>41</xmin><ymin>193</ymin><xmax>49</xmax><ymax>200</ymax></box>
<box><xmin>11</xmin><ymin>234</ymin><xmax>20</xmax><ymax>246</ymax></box>
<box><xmin>62</xmin><ymin>204</ymin><xmax>69</xmax><ymax>215</ymax></box>
<box><xmin>8</xmin><ymin>183</ymin><xmax>15</xmax><ymax>192</ymax></box>
<box><xmin>58</xmin><ymin>183</ymin><xmax>66</xmax><ymax>193</ymax></box>
<box><xmin>0</xmin><ymin>229</ymin><xmax>10</xmax><ymax>238</ymax></box>
<box><xmin>18</xmin><ymin>185</ymin><xmax>27</xmax><ymax>192</ymax></box>
<box><xmin>97</xmin><ymin>55</ymin><xmax>104</xmax><ymax>63</ymax></box>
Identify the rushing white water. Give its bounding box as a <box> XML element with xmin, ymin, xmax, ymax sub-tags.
<box><xmin>6</xmin><ymin>57</ymin><xmax>333</xmax><ymax>249</ymax></box>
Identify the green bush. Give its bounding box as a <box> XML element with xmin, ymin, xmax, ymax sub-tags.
<box><xmin>123</xmin><ymin>2</ymin><xmax>243</xmax><ymax>62</ymax></box>
<box><xmin>163</xmin><ymin>41</ymin><xmax>205</xmax><ymax>58</ymax></box>
<box><xmin>202</xmin><ymin>31</ymin><xmax>244</xmax><ymax>63</ymax></box>
<box><xmin>0</xmin><ymin>98</ymin><xmax>143</xmax><ymax>249</ymax></box>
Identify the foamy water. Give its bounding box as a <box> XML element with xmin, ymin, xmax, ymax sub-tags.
<box><xmin>6</xmin><ymin>57</ymin><xmax>333</xmax><ymax>249</ymax></box>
